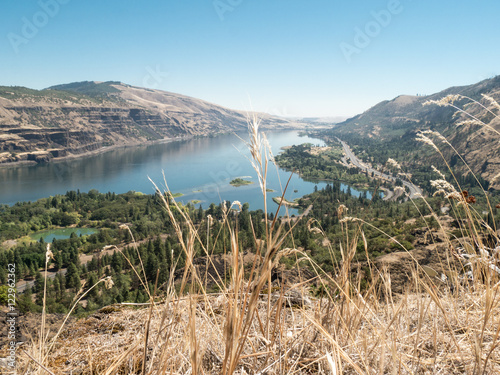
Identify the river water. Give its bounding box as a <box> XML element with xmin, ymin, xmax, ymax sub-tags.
<box><xmin>0</xmin><ymin>131</ymin><xmax>372</xmax><ymax>215</ymax></box>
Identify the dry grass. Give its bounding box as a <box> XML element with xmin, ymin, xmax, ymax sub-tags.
<box><xmin>16</xmin><ymin>275</ymin><xmax>500</xmax><ymax>374</ymax></box>
<box><xmin>16</xmin><ymin>100</ymin><xmax>500</xmax><ymax>374</ymax></box>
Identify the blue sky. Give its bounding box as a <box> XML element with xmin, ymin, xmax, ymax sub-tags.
<box><xmin>1</xmin><ymin>0</ymin><xmax>499</xmax><ymax>117</ymax></box>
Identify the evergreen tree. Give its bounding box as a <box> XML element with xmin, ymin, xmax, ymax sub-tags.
<box><xmin>165</xmin><ymin>240</ymin><xmax>173</xmax><ymax>270</ymax></box>
<box><xmin>56</xmin><ymin>273</ymin><xmax>66</xmax><ymax>293</ymax></box>
<box><xmin>85</xmin><ymin>272</ymin><xmax>99</xmax><ymax>300</ymax></box>
<box><xmin>158</xmin><ymin>261</ymin><xmax>169</xmax><ymax>286</ymax></box>
<box><xmin>33</xmin><ymin>270</ymin><xmax>44</xmax><ymax>294</ymax></box>
<box><xmin>52</xmin><ymin>277</ymin><xmax>62</xmax><ymax>301</ymax></box>
<box><xmin>18</xmin><ymin>288</ymin><xmax>37</xmax><ymax>313</ymax></box>
<box><xmin>110</xmin><ymin>251</ymin><xmax>123</xmax><ymax>273</ymax></box>
<box><xmin>154</xmin><ymin>236</ymin><xmax>164</xmax><ymax>259</ymax></box>
<box><xmin>65</xmin><ymin>263</ymin><xmax>81</xmax><ymax>290</ymax></box>
<box><xmin>54</xmin><ymin>250</ymin><xmax>63</xmax><ymax>270</ymax></box>
<box><xmin>145</xmin><ymin>253</ymin><xmax>159</xmax><ymax>282</ymax></box>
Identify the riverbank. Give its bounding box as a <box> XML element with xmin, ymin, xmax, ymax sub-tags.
<box><xmin>272</xmin><ymin>196</ymin><xmax>299</xmax><ymax>207</ymax></box>
<box><xmin>274</xmin><ymin>147</ymin><xmax>380</xmax><ymax>197</ymax></box>
<box><xmin>0</xmin><ymin>135</ymin><xmax>191</xmax><ymax>169</ymax></box>
<box><xmin>0</xmin><ymin>125</ymin><xmax>314</xmax><ymax>169</ymax></box>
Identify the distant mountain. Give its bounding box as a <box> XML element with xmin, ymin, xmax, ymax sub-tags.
<box><xmin>331</xmin><ymin>76</ymin><xmax>500</xmax><ymax>189</ymax></box>
<box><xmin>300</xmin><ymin>116</ymin><xmax>348</xmax><ymax>125</ymax></box>
<box><xmin>0</xmin><ymin>81</ymin><xmax>305</xmax><ymax>164</ymax></box>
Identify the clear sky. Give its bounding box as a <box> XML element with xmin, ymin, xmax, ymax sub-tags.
<box><xmin>1</xmin><ymin>0</ymin><xmax>499</xmax><ymax>117</ymax></box>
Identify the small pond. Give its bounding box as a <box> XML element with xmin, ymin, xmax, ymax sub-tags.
<box><xmin>30</xmin><ymin>227</ymin><xmax>98</xmax><ymax>243</ymax></box>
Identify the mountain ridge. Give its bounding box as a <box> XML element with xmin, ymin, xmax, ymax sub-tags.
<box><xmin>0</xmin><ymin>81</ymin><xmax>307</xmax><ymax>165</ymax></box>
<box><xmin>329</xmin><ymin>76</ymin><xmax>500</xmax><ymax>189</ymax></box>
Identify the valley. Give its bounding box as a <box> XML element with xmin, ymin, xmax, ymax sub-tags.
<box><xmin>4</xmin><ymin>1</ymin><xmax>500</xmax><ymax>373</ymax></box>
<box><xmin>326</xmin><ymin>76</ymin><xmax>500</xmax><ymax>190</ymax></box>
<box><xmin>1</xmin><ymin>77</ymin><xmax>500</xmax><ymax>374</ymax></box>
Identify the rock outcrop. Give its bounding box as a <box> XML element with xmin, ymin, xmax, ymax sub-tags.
<box><xmin>0</xmin><ymin>81</ymin><xmax>302</xmax><ymax>164</ymax></box>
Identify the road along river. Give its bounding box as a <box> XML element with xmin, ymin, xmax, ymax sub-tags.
<box><xmin>338</xmin><ymin>139</ymin><xmax>423</xmax><ymax>200</ymax></box>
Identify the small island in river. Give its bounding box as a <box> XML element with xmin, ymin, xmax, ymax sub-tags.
<box><xmin>230</xmin><ymin>178</ymin><xmax>254</xmax><ymax>187</ymax></box>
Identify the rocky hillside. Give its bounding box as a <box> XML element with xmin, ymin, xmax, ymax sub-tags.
<box><xmin>0</xmin><ymin>81</ymin><xmax>301</xmax><ymax>164</ymax></box>
<box><xmin>331</xmin><ymin>76</ymin><xmax>500</xmax><ymax>188</ymax></box>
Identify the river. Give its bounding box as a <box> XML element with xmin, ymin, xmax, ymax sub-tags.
<box><xmin>0</xmin><ymin>131</ymin><xmax>373</xmax><ymax>215</ymax></box>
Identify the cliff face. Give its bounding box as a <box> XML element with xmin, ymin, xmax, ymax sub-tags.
<box><xmin>0</xmin><ymin>82</ymin><xmax>296</xmax><ymax>164</ymax></box>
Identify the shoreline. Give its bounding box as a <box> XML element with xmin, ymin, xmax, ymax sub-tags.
<box><xmin>0</xmin><ymin>125</ymin><xmax>311</xmax><ymax>169</ymax></box>
<box><xmin>272</xmin><ymin>196</ymin><xmax>299</xmax><ymax>207</ymax></box>
<box><xmin>0</xmin><ymin>135</ymin><xmax>193</xmax><ymax>169</ymax></box>
<box><xmin>275</xmin><ymin>160</ymin><xmax>375</xmax><ymax>192</ymax></box>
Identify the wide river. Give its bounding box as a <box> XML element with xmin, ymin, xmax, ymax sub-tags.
<box><xmin>0</xmin><ymin>131</ymin><xmax>372</xmax><ymax>215</ymax></box>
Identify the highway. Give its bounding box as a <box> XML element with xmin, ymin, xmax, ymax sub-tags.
<box><xmin>338</xmin><ymin>138</ymin><xmax>423</xmax><ymax>200</ymax></box>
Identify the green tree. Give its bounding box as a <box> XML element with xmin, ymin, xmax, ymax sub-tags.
<box><xmin>65</xmin><ymin>263</ymin><xmax>81</xmax><ymax>290</ymax></box>
<box><xmin>110</xmin><ymin>251</ymin><xmax>123</xmax><ymax>273</ymax></box>
<box><xmin>0</xmin><ymin>285</ymin><xmax>9</xmax><ymax>305</ymax></box>
<box><xmin>145</xmin><ymin>253</ymin><xmax>159</xmax><ymax>282</ymax></box>
<box><xmin>85</xmin><ymin>272</ymin><xmax>99</xmax><ymax>300</ymax></box>
<box><xmin>18</xmin><ymin>288</ymin><xmax>38</xmax><ymax>313</ymax></box>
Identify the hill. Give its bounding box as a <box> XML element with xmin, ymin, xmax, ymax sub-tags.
<box><xmin>329</xmin><ymin>76</ymin><xmax>500</xmax><ymax>189</ymax></box>
<box><xmin>0</xmin><ymin>81</ymin><xmax>304</xmax><ymax>164</ymax></box>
